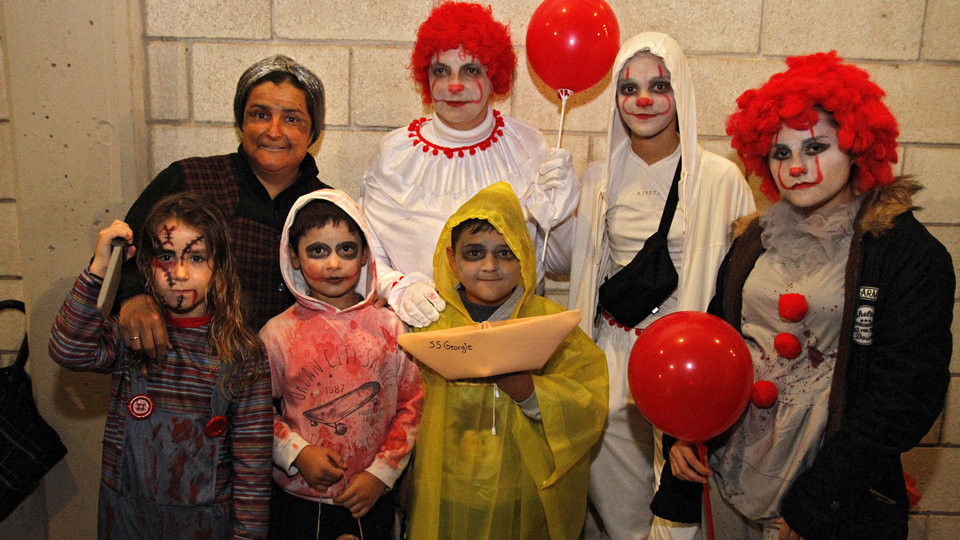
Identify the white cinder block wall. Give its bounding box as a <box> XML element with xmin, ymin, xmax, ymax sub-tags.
<box><xmin>0</xmin><ymin>0</ymin><xmax>957</xmax><ymax>537</ymax></box>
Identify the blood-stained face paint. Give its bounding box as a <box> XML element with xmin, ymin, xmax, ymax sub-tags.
<box><xmin>768</xmin><ymin>110</ymin><xmax>854</xmax><ymax>215</ymax></box>
<box><xmin>150</xmin><ymin>219</ymin><xmax>213</xmax><ymax>318</ymax></box>
<box><xmin>617</xmin><ymin>52</ymin><xmax>677</xmax><ymax>143</ymax></box>
<box><xmin>428</xmin><ymin>46</ymin><xmax>493</xmax><ymax>131</ymax></box>
<box><xmin>290</xmin><ymin>221</ymin><xmax>368</xmax><ymax>310</ymax></box>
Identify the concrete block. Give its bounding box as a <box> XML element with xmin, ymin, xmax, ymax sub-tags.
<box><xmin>147</xmin><ymin>41</ymin><xmax>189</xmax><ymax>121</ymax></box>
<box><xmin>902</xmin><ymin>147</ymin><xmax>960</xmax><ymax>224</ymax></box>
<box><xmin>312</xmin><ymin>129</ymin><xmax>385</xmax><ymax>199</ymax></box>
<box><xmin>275</xmin><ymin>0</ymin><xmax>433</xmax><ymax>42</ymax></box>
<box><xmin>902</xmin><ymin>446</ymin><xmax>960</xmax><ymax>512</ymax></box>
<box><xmin>191</xmin><ymin>43</ymin><xmax>350</xmax><ymax>127</ymax></box>
<box><xmin>351</xmin><ymin>47</ymin><xmax>424</xmax><ymax>129</ymax></box>
<box><xmin>607</xmin><ymin>0</ymin><xmax>762</xmax><ymax>54</ymax></box>
<box><xmin>0</xmin><ymin>39</ymin><xmax>7</xmax><ymax>120</ymax></box>
<box><xmin>925</xmin><ymin>515</ymin><xmax>960</xmax><ymax>539</ymax></box>
<box><xmin>0</xmin><ymin>203</ymin><xmax>22</xmax><ymax>276</ymax></box>
<box><xmin>907</xmin><ymin>514</ymin><xmax>925</xmax><ymax>540</ymax></box>
<box><xmin>868</xmin><ymin>63</ymin><xmax>960</xmax><ymax>145</ymax></box>
<box><xmin>689</xmin><ymin>56</ymin><xmax>783</xmax><ymax>138</ymax></box>
<box><xmin>486</xmin><ymin>0</ymin><xmax>543</xmax><ymax>46</ymax></box>
<box><xmin>941</xmin><ymin>380</ymin><xmax>960</xmax><ymax>445</ymax></box>
<box><xmin>761</xmin><ymin>1</ymin><xmax>924</xmax><ymax>60</ymax></box>
<box><xmin>922</xmin><ymin>0</ymin><xmax>960</xmax><ymax>61</ymax></box>
<box><xmin>513</xmin><ymin>62</ymin><xmax>611</xmax><ymax>134</ymax></box>
<box><xmin>0</xmin><ymin>123</ymin><xmax>15</xmax><ymax>199</ymax></box>
<box><xmin>144</xmin><ymin>0</ymin><xmax>270</xmax><ymax>39</ymax></box>
<box><xmin>149</xmin><ymin>125</ymin><xmax>239</xmax><ymax>177</ymax></box>
<box><xmin>563</xmin><ymin>134</ymin><xmax>591</xmax><ymax>178</ymax></box>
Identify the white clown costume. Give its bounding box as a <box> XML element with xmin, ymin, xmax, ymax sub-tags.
<box><xmin>568</xmin><ymin>32</ymin><xmax>756</xmax><ymax>540</ymax></box>
<box><xmin>360</xmin><ymin>106</ymin><xmax>579</xmax><ymax>307</ymax></box>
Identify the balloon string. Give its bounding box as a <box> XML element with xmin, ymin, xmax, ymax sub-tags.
<box><xmin>555</xmin><ymin>88</ymin><xmax>571</xmax><ymax>148</ymax></box>
<box><xmin>698</xmin><ymin>443</ymin><xmax>716</xmax><ymax>540</ymax></box>
<box><xmin>540</xmin><ymin>88</ymin><xmax>573</xmax><ymax>265</ymax></box>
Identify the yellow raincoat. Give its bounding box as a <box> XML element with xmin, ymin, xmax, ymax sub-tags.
<box><xmin>407</xmin><ymin>182</ymin><xmax>608</xmax><ymax>539</ymax></box>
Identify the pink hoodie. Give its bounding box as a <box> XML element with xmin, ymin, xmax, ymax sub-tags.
<box><xmin>260</xmin><ymin>189</ymin><xmax>423</xmax><ymax>501</ymax></box>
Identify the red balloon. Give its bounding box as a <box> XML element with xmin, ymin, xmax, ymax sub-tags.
<box><xmin>526</xmin><ymin>0</ymin><xmax>620</xmax><ymax>93</ymax></box>
<box><xmin>628</xmin><ymin>312</ymin><xmax>753</xmax><ymax>442</ymax></box>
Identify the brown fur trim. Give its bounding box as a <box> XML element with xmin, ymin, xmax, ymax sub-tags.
<box><xmin>732</xmin><ymin>211</ymin><xmax>762</xmax><ymax>239</ymax></box>
<box><xmin>858</xmin><ymin>176</ymin><xmax>921</xmax><ymax>235</ymax></box>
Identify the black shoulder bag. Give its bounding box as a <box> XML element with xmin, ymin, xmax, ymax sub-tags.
<box><xmin>598</xmin><ymin>159</ymin><xmax>681</xmax><ymax>328</ymax></box>
<box><xmin>0</xmin><ymin>300</ymin><xmax>68</xmax><ymax>521</ymax></box>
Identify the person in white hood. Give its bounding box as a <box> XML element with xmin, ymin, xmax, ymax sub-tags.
<box><xmin>261</xmin><ymin>189</ymin><xmax>423</xmax><ymax>539</ymax></box>
<box><xmin>568</xmin><ymin>32</ymin><xmax>756</xmax><ymax>539</ymax></box>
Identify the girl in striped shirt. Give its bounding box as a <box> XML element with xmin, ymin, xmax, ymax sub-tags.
<box><xmin>50</xmin><ymin>192</ymin><xmax>273</xmax><ymax>539</ymax></box>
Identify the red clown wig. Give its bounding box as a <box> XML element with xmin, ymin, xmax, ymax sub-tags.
<box><xmin>726</xmin><ymin>51</ymin><xmax>899</xmax><ymax>201</ymax></box>
<box><xmin>411</xmin><ymin>2</ymin><xmax>516</xmax><ymax>104</ymax></box>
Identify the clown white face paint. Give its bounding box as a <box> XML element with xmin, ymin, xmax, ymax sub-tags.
<box><xmin>428</xmin><ymin>46</ymin><xmax>492</xmax><ymax>131</ymax></box>
<box><xmin>768</xmin><ymin>110</ymin><xmax>854</xmax><ymax>215</ymax></box>
<box><xmin>617</xmin><ymin>52</ymin><xmax>678</xmax><ymax>152</ymax></box>
<box><xmin>150</xmin><ymin>219</ymin><xmax>213</xmax><ymax>319</ymax></box>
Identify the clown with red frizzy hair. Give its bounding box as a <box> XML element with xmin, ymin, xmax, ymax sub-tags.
<box><xmin>653</xmin><ymin>52</ymin><xmax>954</xmax><ymax>540</ymax></box>
<box><xmin>360</xmin><ymin>1</ymin><xmax>579</xmax><ymax>328</ymax></box>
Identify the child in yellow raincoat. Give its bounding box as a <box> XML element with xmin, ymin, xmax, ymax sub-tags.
<box><xmin>406</xmin><ymin>182</ymin><xmax>608</xmax><ymax>539</ymax></box>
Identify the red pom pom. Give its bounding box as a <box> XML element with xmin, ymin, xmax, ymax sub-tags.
<box><xmin>774</xmin><ymin>332</ymin><xmax>802</xmax><ymax>359</ymax></box>
<box><xmin>778</xmin><ymin>293</ymin><xmax>808</xmax><ymax>322</ymax></box>
<box><xmin>751</xmin><ymin>380</ymin><xmax>778</xmax><ymax>408</ymax></box>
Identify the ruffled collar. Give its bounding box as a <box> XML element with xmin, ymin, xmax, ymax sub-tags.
<box><xmin>407</xmin><ymin>108</ymin><xmax>505</xmax><ymax>159</ymax></box>
<box><xmin>759</xmin><ymin>198</ymin><xmax>863</xmax><ymax>273</ymax></box>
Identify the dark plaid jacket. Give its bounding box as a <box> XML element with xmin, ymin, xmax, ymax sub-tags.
<box><xmin>119</xmin><ymin>147</ymin><xmax>330</xmax><ymax>329</ymax></box>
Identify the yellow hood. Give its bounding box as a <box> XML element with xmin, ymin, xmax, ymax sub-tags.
<box><xmin>432</xmin><ymin>181</ymin><xmax>537</xmax><ymax>319</ymax></box>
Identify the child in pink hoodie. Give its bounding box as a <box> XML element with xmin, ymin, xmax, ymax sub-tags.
<box><xmin>260</xmin><ymin>189</ymin><xmax>423</xmax><ymax>539</ymax></box>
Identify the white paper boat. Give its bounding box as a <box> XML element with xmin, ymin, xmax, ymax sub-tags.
<box><xmin>398</xmin><ymin>310</ymin><xmax>581</xmax><ymax>380</ymax></box>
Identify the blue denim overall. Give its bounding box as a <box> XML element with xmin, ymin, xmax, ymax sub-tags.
<box><xmin>98</xmin><ymin>370</ymin><xmax>232</xmax><ymax>539</ymax></box>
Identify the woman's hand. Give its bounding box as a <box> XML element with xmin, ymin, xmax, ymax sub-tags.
<box><xmin>119</xmin><ymin>294</ymin><xmax>169</xmax><ymax>358</ymax></box>
<box><xmin>669</xmin><ymin>440</ymin><xmax>713</xmax><ymax>483</ymax></box>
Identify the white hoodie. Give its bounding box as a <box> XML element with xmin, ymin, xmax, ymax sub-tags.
<box><xmin>261</xmin><ymin>189</ymin><xmax>423</xmax><ymax>502</ymax></box>
<box><xmin>568</xmin><ymin>32</ymin><xmax>756</xmax><ymax>336</ymax></box>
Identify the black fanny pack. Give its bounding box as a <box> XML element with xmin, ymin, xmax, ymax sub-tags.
<box><xmin>598</xmin><ymin>159</ymin><xmax>681</xmax><ymax>328</ymax></box>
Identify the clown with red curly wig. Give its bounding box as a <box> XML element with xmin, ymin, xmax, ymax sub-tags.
<box><xmin>360</xmin><ymin>2</ymin><xmax>579</xmax><ymax>329</ymax></box>
<box><xmin>654</xmin><ymin>52</ymin><xmax>954</xmax><ymax>540</ymax></box>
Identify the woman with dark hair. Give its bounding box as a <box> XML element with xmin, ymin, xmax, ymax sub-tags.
<box><xmin>117</xmin><ymin>55</ymin><xmax>331</xmax><ymax>355</ymax></box>
<box><xmin>360</xmin><ymin>2</ymin><xmax>579</xmax><ymax>328</ymax></box>
<box><xmin>654</xmin><ymin>52</ymin><xmax>954</xmax><ymax>540</ymax></box>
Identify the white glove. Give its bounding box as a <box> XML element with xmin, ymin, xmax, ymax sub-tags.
<box><xmin>537</xmin><ymin>148</ymin><xmax>573</xmax><ymax>193</ymax></box>
<box><xmin>528</xmin><ymin>148</ymin><xmax>574</xmax><ymax>228</ymax></box>
<box><xmin>392</xmin><ymin>279</ymin><xmax>445</xmax><ymax>327</ymax></box>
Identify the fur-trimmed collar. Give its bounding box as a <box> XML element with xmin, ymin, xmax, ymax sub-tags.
<box><xmin>733</xmin><ymin>176</ymin><xmax>920</xmax><ymax>239</ymax></box>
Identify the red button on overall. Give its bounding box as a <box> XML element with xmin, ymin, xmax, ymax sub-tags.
<box><xmin>204</xmin><ymin>415</ymin><xmax>227</xmax><ymax>437</ymax></box>
<box><xmin>127</xmin><ymin>394</ymin><xmax>154</xmax><ymax>419</ymax></box>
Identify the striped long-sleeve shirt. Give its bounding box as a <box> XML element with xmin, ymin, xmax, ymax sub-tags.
<box><xmin>49</xmin><ymin>269</ymin><xmax>273</xmax><ymax>539</ymax></box>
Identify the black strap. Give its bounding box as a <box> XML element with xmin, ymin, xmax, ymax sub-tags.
<box><xmin>0</xmin><ymin>300</ymin><xmax>28</xmax><ymax>372</ymax></box>
<box><xmin>657</xmin><ymin>158</ymin><xmax>682</xmax><ymax>236</ymax></box>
